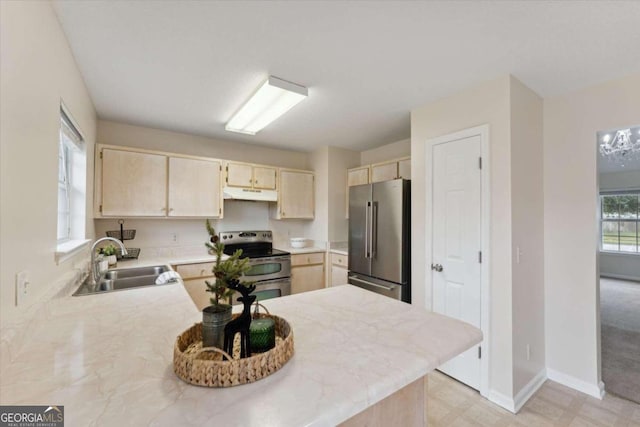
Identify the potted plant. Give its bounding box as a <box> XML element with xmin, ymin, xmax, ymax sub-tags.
<box><xmin>201</xmin><ymin>219</ymin><xmax>253</xmax><ymax>349</ymax></box>
<box><xmin>100</xmin><ymin>244</ymin><xmax>118</xmax><ymax>266</ymax></box>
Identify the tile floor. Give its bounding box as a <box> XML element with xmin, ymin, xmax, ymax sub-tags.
<box><xmin>427</xmin><ymin>370</ymin><xmax>640</xmax><ymax>426</ymax></box>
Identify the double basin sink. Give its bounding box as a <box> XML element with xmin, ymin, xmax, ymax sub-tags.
<box><xmin>74</xmin><ymin>265</ymin><xmax>174</xmax><ymax>296</ymax></box>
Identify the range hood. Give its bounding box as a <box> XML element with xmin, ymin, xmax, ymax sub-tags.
<box><xmin>223</xmin><ymin>186</ymin><xmax>278</xmax><ymax>202</ymax></box>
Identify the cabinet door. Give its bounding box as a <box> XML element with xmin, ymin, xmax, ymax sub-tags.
<box><xmin>291</xmin><ymin>264</ymin><xmax>325</xmax><ymax>294</ymax></box>
<box><xmin>101</xmin><ymin>149</ymin><xmax>167</xmax><ymax>216</ymax></box>
<box><xmin>371</xmin><ymin>162</ymin><xmax>398</xmax><ymax>183</ymax></box>
<box><xmin>280</xmin><ymin>170</ymin><xmax>314</xmax><ymax>219</ymax></box>
<box><xmin>398</xmin><ymin>158</ymin><xmax>411</xmax><ymax>179</ymax></box>
<box><xmin>168</xmin><ymin>157</ymin><xmax>221</xmax><ymax>217</ymax></box>
<box><xmin>253</xmin><ymin>166</ymin><xmax>277</xmax><ymax>190</ymax></box>
<box><xmin>347</xmin><ymin>167</ymin><xmax>370</xmax><ymax>186</ymax></box>
<box><xmin>331</xmin><ymin>265</ymin><xmax>348</xmax><ymax>287</ymax></box>
<box><xmin>226</xmin><ymin>162</ymin><xmax>253</xmax><ymax>188</ymax></box>
<box><xmin>181</xmin><ymin>278</ymin><xmax>215</xmax><ymax>311</ymax></box>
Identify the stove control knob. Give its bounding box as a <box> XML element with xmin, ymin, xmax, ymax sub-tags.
<box><xmin>223</xmin><ymin>235</ymin><xmax>227</xmax><ymax>240</ymax></box>
<box><xmin>229</xmin><ymin>234</ymin><xmax>233</xmax><ymax>239</ymax></box>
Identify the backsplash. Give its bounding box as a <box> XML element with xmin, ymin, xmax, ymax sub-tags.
<box><xmin>94</xmin><ymin>200</ymin><xmax>310</xmax><ymax>253</ymax></box>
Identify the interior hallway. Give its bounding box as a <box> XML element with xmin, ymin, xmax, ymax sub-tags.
<box><xmin>600</xmin><ymin>277</ymin><xmax>640</xmax><ymax>404</ymax></box>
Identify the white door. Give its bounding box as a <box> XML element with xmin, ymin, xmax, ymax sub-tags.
<box><xmin>432</xmin><ymin>135</ymin><xmax>482</xmax><ymax>390</ymax></box>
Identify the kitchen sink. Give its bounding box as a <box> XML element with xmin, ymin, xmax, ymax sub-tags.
<box><xmin>73</xmin><ymin>265</ymin><xmax>174</xmax><ymax>296</ymax></box>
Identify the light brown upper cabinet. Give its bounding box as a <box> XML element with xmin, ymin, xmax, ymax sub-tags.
<box><xmin>226</xmin><ymin>162</ymin><xmax>277</xmax><ymax>190</ymax></box>
<box><xmin>347</xmin><ymin>166</ymin><xmax>370</xmax><ymax>187</ymax></box>
<box><xmin>272</xmin><ymin>169</ymin><xmax>315</xmax><ymax>219</ymax></box>
<box><xmin>101</xmin><ymin>148</ymin><xmax>168</xmax><ymax>217</ymax></box>
<box><xmin>371</xmin><ymin>157</ymin><xmax>411</xmax><ymax>182</ymax></box>
<box><xmin>168</xmin><ymin>157</ymin><xmax>222</xmax><ymax>217</ymax></box>
<box><xmin>97</xmin><ymin>145</ymin><xmax>223</xmax><ymax>218</ymax></box>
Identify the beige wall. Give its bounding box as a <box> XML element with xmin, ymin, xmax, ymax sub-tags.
<box><xmin>509</xmin><ymin>77</ymin><xmax>545</xmax><ymax>395</ymax></box>
<box><xmin>0</xmin><ymin>1</ymin><xmax>97</xmax><ymax>322</ymax></box>
<box><xmin>328</xmin><ymin>147</ymin><xmax>361</xmax><ymax>242</ymax></box>
<box><xmin>98</xmin><ymin>120</ymin><xmax>308</xmax><ymax>170</ymax></box>
<box><xmin>411</xmin><ymin>76</ymin><xmax>514</xmax><ymax>399</ymax></box>
<box><xmin>360</xmin><ymin>138</ymin><xmax>410</xmax><ymax>165</ymax></box>
<box><xmin>544</xmin><ymin>73</ymin><xmax>640</xmax><ymax>393</ymax></box>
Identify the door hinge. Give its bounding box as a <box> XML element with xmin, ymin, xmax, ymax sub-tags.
<box><xmin>219</xmin><ymin>165</ymin><xmax>222</xmax><ymax>172</ymax></box>
<box><xmin>478</xmin><ymin>251</ymin><xmax>482</xmax><ymax>263</ymax></box>
<box><xmin>478</xmin><ymin>157</ymin><xmax>482</xmax><ymax>170</ymax></box>
<box><xmin>478</xmin><ymin>346</ymin><xmax>482</xmax><ymax>359</ymax></box>
<box><xmin>99</xmin><ymin>204</ymin><xmax>102</xmax><ymax>213</ymax></box>
<box><xmin>219</xmin><ymin>207</ymin><xmax>221</xmax><ymax>215</ymax></box>
<box><xmin>100</xmin><ymin>150</ymin><xmax>103</xmax><ymax>159</ymax></box>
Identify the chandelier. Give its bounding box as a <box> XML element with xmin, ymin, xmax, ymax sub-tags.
<box><xmin>599</xmin><ymin>128</ymin><xmax>640</xmax><ymax>166</ymax></box>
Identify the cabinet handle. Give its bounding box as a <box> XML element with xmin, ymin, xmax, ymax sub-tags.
<box><xmin>255</xmin><ymin>180</ymin><xmax>258</xmax><ymax>184</ymax></box>
<box><xmin>282</xmin><ymin>211</ymin><xmax>286</xmax><ymax>217</ymax></box>
<box><xmin>169</xmin><ymin>208</ymin><xmax>174</xmax><ymax>212</ymax></box>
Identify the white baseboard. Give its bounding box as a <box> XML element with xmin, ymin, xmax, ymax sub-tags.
<box><xmin>487</xmin><ymin>390</ymin><xmax>515</xmax><ymax>413</ymax></box>
<box><xmin>513</xmin><ymin>369</ymin><xmax>547</xmax><ymax>413</ymax></box>
<box><xmin>487</xmin><ymin>369</ymin><xmax>547</xmax><ymax>414</ymax></box>
<box><xmin>546</xmin><ymin>368</ymin><xmax>605</xmax><ymax>399</ymax></box>
<box><xmin>600</xmin><ymin>273</ymin><xmax>640</xmax><ymax>282</ymax></box>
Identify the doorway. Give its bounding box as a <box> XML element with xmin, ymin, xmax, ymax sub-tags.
<box><xmin>597</xmin><ymin>125</ymin><xmax>640</xmax><ymax>404</ymax></box>
<box><xmin>426</xmin><ymin>125</ymin><xmax>490</xmax><ymax>396</ymax></box>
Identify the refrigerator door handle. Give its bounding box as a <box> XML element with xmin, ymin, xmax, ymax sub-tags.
<box><xmin>371</xmin><ymin>201</ymin><xmax>378</xmax><ymax>259</ymax></box>
<box><xmin>364</xmin><ymin>201</ymin><xmax>370</xmax><ymax>259</ymax></box>
<box><xmin>349</xmin><ymin>276</ymin><xmax>395</xmax><ymax>291</ymax></box>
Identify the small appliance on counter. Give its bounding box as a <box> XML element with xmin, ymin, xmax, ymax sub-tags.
<box><xmin>289</xmin><ymin>237</ymin><xmax>310</xmax><ymax>248</ymax></box>
<box><xmin>219</xmin><ymin>230</ymin><xmax>291</xmax><ymax>304</ymax></box>
<box><xmin>348</xmin><ymin>179</ymin><xmax>411</xmax><ymax>303</ymax></box>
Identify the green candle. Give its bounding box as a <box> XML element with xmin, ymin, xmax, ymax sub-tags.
<box><xmin>250</xmin><ymin>317</ymin><xmax>276</xmax><ymax>353</ymax></box>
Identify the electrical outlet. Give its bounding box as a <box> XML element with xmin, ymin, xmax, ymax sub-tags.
<box><xmin>526</xmin><ymin>344</ymin><xmax>531</xmax><ymax>361</ymax></box>
<box><xmin>171</xmin><ymin>233</ymin><xmax>178</xmax><ymax>243</ymax></box>
<box><xmin>15</xmin><ymin>271</ymin><xmax>30</xmax><ymax>307</ymax></box>
<box><xmin>516</xmin><ymin>247</ymin><xmax>523</xmax><ymax>264</ymax></box>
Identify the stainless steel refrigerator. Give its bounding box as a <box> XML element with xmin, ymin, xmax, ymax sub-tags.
<box><xmin>348</xmin><ymin>179</ymin><xmax>410</xmax><ymax>302</ymax></box>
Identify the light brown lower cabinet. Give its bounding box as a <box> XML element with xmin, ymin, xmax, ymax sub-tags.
<box><xmin>330</xmin><ymin>252</ymin><xmax>349</xmax><ymax>286</ymax></box>
<box><xmin>173</xmin><ymin>262</ymin><xmax>217</xmax><ymax>310</ymax></box>
<box><xmin>291</xmin><ymin>253</ymin><xmax>325</xmax><ymax>294</ymax></box>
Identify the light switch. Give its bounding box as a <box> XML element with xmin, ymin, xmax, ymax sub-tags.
<box><xmin>16</xmin><ymin>270</ymin><xmax>30</xmax><ymax>307</ymax></box>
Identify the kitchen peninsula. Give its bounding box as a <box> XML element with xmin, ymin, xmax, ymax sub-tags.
<box><xmin>0</xmin><ymin>275</ymin><xmax>481</xmax><ymax>426</ymax></box>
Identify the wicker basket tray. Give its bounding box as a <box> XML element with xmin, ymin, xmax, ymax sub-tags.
<box><xmin>173</xmin><ymin>313</ymin><xmax>294</xmax><ymax>387</ymax></box>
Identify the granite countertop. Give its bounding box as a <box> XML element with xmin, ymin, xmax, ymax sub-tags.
<box><xmin>0</xmin><ymin>281</ymin><xmax>481</xmax><ymax>426</ymax></box>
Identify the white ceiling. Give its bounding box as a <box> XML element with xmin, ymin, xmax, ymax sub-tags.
<box><xmin>52</xmin><ymin>1</ymin><xmax>640</xmax><ymax>152</ymax></box>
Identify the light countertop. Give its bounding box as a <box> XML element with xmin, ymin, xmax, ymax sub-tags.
<box><xmin>279</xmin><ymin>246</ymin><xmax>326</xmax><ymax>254</ymax></box>
<box><xmin>0</xmin><ymin>281</ymin><xmax>481</xmax><ymax>426</ymax></box>
<box><xmin>329</xmin><ymin>248</ymin><xmax>348</xmax><ymax>256</ymax></box>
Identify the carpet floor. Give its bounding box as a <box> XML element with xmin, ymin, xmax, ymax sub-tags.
<box><xmin>600</xmin><ymin>277</ymin><xmax>640</xmax><ymax>404</ymax></box>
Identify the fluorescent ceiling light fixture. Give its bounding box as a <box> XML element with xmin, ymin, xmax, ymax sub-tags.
<box><xmin>225</xmin><ymin>76</ymin><xmax>308</xmax><ymax>135</ymax></box>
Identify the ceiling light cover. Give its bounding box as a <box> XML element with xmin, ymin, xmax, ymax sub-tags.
<box><xmin>225</xmin><ymin>76</ymin><xmax>308</xmax><ymax>135</ymax></box>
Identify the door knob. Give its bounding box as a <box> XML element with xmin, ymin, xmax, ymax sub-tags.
<box><xmin>431</xmin><ymin>263</ymin><xmax>443</xmax><ymax>272</ymax></box>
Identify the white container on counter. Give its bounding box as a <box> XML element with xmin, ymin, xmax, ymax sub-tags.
<box><xmin>290</xmin><ymin>237</ymin><xmax>310</xmax><ymax>248</ymax></box>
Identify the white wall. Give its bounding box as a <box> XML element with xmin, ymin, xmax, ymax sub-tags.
<box><xmin>328</xmin><ymin>147</ymin><xmax>361</xmax><ymax>243</ymax></box>
<box><xmin>411</xmin><ymin>75</ymin><xmax>515</xmax><ymax>399</ymax></box>
<box><xmin>360</xmin><ymin>138</ymin><xmax>410</xmax><ymax>165</ymax></box>
<box><xmin>509</xmin><ymin>78</ymin><xmax>546</xmax><ymax>395</ymax></box>
<box><xmin>544</xmin><ymin>73</ymin><xmax>640</xmax><ymax>395</ymax></box>
<box><xmin>94</xmin><ymin>201</ymin><xmax>309</xmax><ymax>255</ymax></box>
<box><xmin>0</xmin><ymin>1</ymin><xmax>97</xmax><ymax>322</ymax></box>
<box><xmin>98</xmin><ymin>120</ymin><xmax>308</xmax><ymax>169</ymax></box>
<box><xmin>598</xmin><ymin>169</ymin><xmax>640</xmax><ymax>281</ymax></box>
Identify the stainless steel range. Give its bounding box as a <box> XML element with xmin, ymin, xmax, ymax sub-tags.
<box><xmin>219</xmin><ymin>230</ymin><xmax>291</xmax><ymax>304</ymax></box>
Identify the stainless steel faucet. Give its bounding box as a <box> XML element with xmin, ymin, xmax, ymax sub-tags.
<box><xmin>89</xmin><ymin>237</ymin><xmax>128</xmax><ymax>285</ymax></box>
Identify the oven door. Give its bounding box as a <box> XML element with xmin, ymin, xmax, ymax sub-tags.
<box><xmin>243</xmin><ymin>256</ymin><xmax>291</xmax><ymax>282</ymax></box>
<box><xmin>231</xmin><ymin>278</ymin><xmax>291</xmax><ymax>306</ymax></box>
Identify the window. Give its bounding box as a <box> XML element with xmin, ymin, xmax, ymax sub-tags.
<box><xmin>600</xmin><ymin>192</ymin><xmax>640</xmax><ymax>253</ymax></box>
<box><xmin>56</xmin><ymin>106</ymin><xmax>86</xmax><ymax>247</ymax></box>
